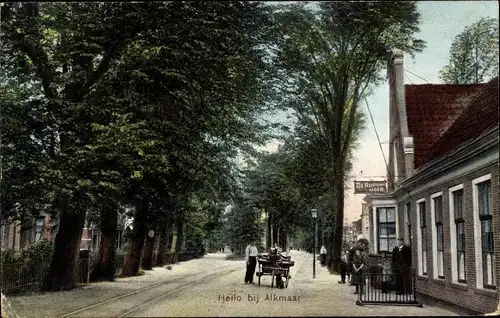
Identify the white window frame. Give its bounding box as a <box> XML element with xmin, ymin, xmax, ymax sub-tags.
<box><xmin>371</xmin><ymin>201</ymin><xmax>397</xmax><ymax>254</ymax></box>
<box><xmin>404</xmin><ymin>202</ymin><xmax>410</xmax><ymax>246</ymax></box>
<box><xmin>449</xmin><ymin>184</ymin><xmax>466</xmax><ymax>285</ymax></box>
<box><xmin>472</xmin><ymin>174</ymin><xmax>495</xmax><ymax>290</ymax></box>
<box><xmin>416</xmin><ymin>197</ymin><xmax>427</xmax><ymax>276</ymax></box>
<box><xmin>431</xmin><ymin>192</ymin><xmax>444</xmax><ymax>279</ymax></box>
<box><xmin>375</xmin><ymin>207</ymin><xmax>398</xmax><ymax>253</ymax></box>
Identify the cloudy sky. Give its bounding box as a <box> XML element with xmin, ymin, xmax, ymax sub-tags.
<box><xmin>260</xmin><ymin>1</ymin><xmax>499</xmax><ymax>222</ymax></box>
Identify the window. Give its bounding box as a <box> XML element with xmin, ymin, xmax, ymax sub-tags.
<box><xmin>432</xmin><ymin>194</ymin><xmax>444</xmax><ymax>279</ymax></box>
<box><xmin>451</xmin><ymin>188</ymin><xmax>466</xmax><ymax>283</ymax></box>
<box><xmin>477</xmin><ymin>180</ymin><xmax>495</xmax><ymax>289</ymax></box>
<box><xmin>91</xmin><ymin>228</ymin><xmax>100</xmax><ymax>252</ymax></box>
<box><xmin>20</xmin><ymin>220</ymin><xmax>33</xmax><ymax>249</ymax></box>
<box><xmin>418</xmin><ymin>200</ymin><xmax>427</xmax><ymax>275</ymax></box>
<box><xmin>116</xmin><ymin>230</ymin><xmax>123</xmax><ymax>250</ymax></box>
<box><xmin>35</xmin><ymin>216</ymin><xmax>45</xmax><ymax>242</ymax></box>
<box><xmin>377</xmin><ymin>207</ymin><xmax>397</xmax><ymax>253</ymax></box>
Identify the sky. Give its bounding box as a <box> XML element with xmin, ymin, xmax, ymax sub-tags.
<box><xmin>259</xmin><ymin>1</ymin><xmax>499</xmax><ymax>222</ymax></box>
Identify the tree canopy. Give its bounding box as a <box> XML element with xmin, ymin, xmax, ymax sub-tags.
<box><xmin>440</xmin><ymin>17</ymin><xmax>499</xmax><ymax>84</ymax></box>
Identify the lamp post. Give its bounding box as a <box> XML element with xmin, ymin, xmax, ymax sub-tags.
<box><xmin>310</xmin><ymin>208</ymin><xmax>318</xmax><ymax>279</ymax></box>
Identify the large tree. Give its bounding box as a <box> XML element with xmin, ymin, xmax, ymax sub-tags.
<box><xmin>1</xmin><ymin>2</ymin><xmax>162</xmax><ymax>290</ymax></box>
<box><xmin>270</xmin><ymin>1</ymin><xmax>425</xmax><ymax>268</ymax></box>
<box><xmin>440</xmin><ymin>17</ymin><xmax>499</xmax><ymax>84</ymax></box>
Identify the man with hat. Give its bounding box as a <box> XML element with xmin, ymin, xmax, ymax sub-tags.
<box><xmin>244</xmin><ymin>238</ymin><xmax>258</xmax><ymax>284</ymax></box>
<box><xmin>392</xmin><ymin>238</ymin><xmax>412</xmax><ymax>294</ymax></box>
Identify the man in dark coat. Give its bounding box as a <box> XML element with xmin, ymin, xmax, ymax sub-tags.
<box><xmin>348</xmin><ymin>242</ymin><xmax>357</xmax><ymax>285</ymax></box>
<box><xmin>392</xmin><ymin>238</ymin><xmax>412</xmax><ymax>295</ymax></box>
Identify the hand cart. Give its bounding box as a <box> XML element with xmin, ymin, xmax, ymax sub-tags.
<box><xmin>256</xmin><ymin>258</ymin><xmax>294</xmax><ymax>288</ymax></box>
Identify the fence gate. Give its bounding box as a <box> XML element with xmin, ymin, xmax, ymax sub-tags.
<box><xmin>356</xmin><ymin>268</ymin><xmax>422</xmax><ymax>307</ymax></box>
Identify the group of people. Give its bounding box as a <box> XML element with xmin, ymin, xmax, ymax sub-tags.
<box><xmin>338</xmin><ymin>238</ymin><xmax>412</xmax><ymax>295</ymax></box>
<box><xmin>338</xmin><ymin>244</ymin><xmax>368</xmax><ymax>295</ymax></box>
<box><xmin>244</xmin><ymin>237</ymin><xmax>413</xmax><ymax>295</ymax></box>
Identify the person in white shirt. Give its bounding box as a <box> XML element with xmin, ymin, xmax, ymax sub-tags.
<box><xmin>320</xmin><ymin>246</ymin><xmax>327</xmax><ymax>266</ymax></box>
<box><xmin>245</xmin><ymin>239</ymin><xmax>258</xmax><ymax>284</ymax></box>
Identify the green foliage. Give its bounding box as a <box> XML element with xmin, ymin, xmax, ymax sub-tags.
<box><xmin>266</xmin><ymin>1</ymin><xmax>425</xmax><ymax>257</ymax></box>
<box><xmin>440</xmin><ymin>17</ymin><xmax>499</xmax><ymax>84</ymax></box>
<box><xmin>0</xmin><ymin>239</ymin><xmax>54</xmax><ymax>266</ymax></box>
<box><xmin>223</xmin><ymin>202</ymin><xmax>264</xmax><ymax>254</ymax></box>
<box><xmin>20</xmin><ymin>238</ymin><xmax>54</xmax><ymax>262</ymax></box>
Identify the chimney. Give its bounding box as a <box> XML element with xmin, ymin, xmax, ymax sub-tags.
<box><xmin>387</xmin><ymin>49</ymin><xmax>415</xmax><ymax>190</ymax></box>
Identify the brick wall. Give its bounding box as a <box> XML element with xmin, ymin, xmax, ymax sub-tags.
<box><xmin>406</xmin><ymin>161</ymin><xmax>499</xmax><ymax>314</ymax></box>
<box><xmin>492</xmin><ymin>162</ymin><xmax>500</xmax><ymax>307</ymax></box>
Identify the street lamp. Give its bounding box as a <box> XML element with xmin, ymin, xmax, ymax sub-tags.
<box><xmin>310</xmin><ymin>208</ymin><xmax>318</xmax><ymax>279</ymax></box>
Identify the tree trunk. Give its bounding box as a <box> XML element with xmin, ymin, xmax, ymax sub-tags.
<box><xmin>173</xmin><ymin>220</ymin><xmax>183</xmax><ymax>263</ymax></box>
<box><xmin>42</xmin><ymin>210</ymin><xmax>86</xmax><ymax>291</ymax></box>
<box><xmin>141</xmin><ymin>226</ymin><xmax>156</xmax><ymax>270</ymax></box>
<box><xmin>155</xmin><ymin>225</ymin><xmax>170</xmax><ymax>267</ymax></box>
<box><xmin>90</xmin><ymin>208</ymin><xmax>118</xmax><ymax>282</ymax></box>
<box><xmin>328</xmin><ymin>160</ymin><xmax>346</xmax><ymax>271</ymax></box>
<box><xmin>121</xmin><ymin>199</ymin><xmax>148</xmax><ymax>277</ymax></box>
<box><xmin>333</xmin><ymin>177</ymin><xmax>345</xmax><ymax>257</ymax></box>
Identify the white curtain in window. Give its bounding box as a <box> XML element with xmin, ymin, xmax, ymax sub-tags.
<box><xmin>458</xmin><ymin>252</ymin><xmax>466</xmax><ymax>281</ymax></box>
<box><xmin>379</xmin><ymin>239</ymin><xmax>388</xmax><ymax>252</ymax></box>
<box><xmin>438</xmin><ymin>251</ymin><xmax>444</xmax><ymax>277</ymax></box>
<box><xmin>486</xmin><ymin>253</ymin><xmax>494</xmax><ymax>286</ymax></box>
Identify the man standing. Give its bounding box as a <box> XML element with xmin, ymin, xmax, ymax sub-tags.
<box><xmin>392</xmin><ymin>238</ymin><xmax>412</xmax><ymax>295</ymax></box>
<box><xmin>320</xmin><ymin>245</ymin><xmax>327</xmax><ymax>266</ymax></box>
<box><xmin>245</xmin><ymin>239</ymin><xmax>258</xmax><ymax>284</ymax></box>
<box><xmin>348</xmin><ymin>242</ymin><xmax>357</xmax><ymax>285</ymax></box>
<box><xmin>338</xmin><ymin>250</ymin><xmax>348</xmax><ymax>284</ymax></box>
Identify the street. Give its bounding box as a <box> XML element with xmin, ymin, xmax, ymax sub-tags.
<box><xmin>8</xmin><ymin>251</ymin><xmax>458</xmax><ymax>317</ymax></box>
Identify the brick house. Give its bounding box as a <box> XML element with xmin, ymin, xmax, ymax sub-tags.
<box><xmin>1</xmin><ymin>210</ymin><xmax>129</xmax><ymax>253</ymax></box>
<box><xmin>1</xmin><ymin>209</ymin><xmax>52</xmax><ymax>251</ymax></box>
<box><xmin>363</xmin><ymin>49</ymin><xmax>499</xmax><ymax>314</ymax></box>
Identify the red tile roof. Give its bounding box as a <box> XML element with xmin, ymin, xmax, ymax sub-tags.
<box><xmin>405</xmin><ymin>83</ymin><xmax>485</xmax><ymax>168</ymax></box>
<box><xmin>426</xmin><ymin>77</ymin><xmax>499</xmax><ymax>163</ymax></box>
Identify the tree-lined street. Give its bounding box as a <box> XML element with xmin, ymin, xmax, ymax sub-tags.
<box><xmin>1</xmin><ymin>1</ymin><xmax>497</xmax><ymax>316</ymax></box>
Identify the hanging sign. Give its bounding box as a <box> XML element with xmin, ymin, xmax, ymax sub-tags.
<box><xmin>354</xmin><ymin>180</ymin><xmax>386</xmax><ymax>194</ymax></box>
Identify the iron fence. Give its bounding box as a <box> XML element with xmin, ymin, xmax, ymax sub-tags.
<box><xmin>1</xmin><ymin>251</ymin><xmax>199</xmax><ymax>294</ymax></box>
<box><xmin>1</xmin><ymin>258</ymin><xmax>51</xmax><ymax>294</ymax></box>
<box><xmin>1</xmin><ymin>257</ymin><xmax>93</xmax><ymax>294</ymax></box>
<box><xmin>356</xmin><ymin>268</ymin><xmax>422</xmax><ymax>307</ymax></box>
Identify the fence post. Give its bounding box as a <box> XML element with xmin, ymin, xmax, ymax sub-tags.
<box><xmin>87</xmin><ymin>254</ymin><xmax>90</xmax><ymax>284</ymax></box>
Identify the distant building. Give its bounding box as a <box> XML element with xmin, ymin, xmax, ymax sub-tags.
<box><xmin>1</xmin><ymin>207</ymin><xmax>52</xmax><ymax>251</ymax></box>
<box><xmin>352</xmin><ymin>219</ymin><xmax>362</xmax><ymax>241</ymax></box>
<box><xmin>363</xmin><ymin>49</ymin><xmax>499</xmax><ymax>314</ymax></box>
<box><xmin>359</xmin><ymin>203</ymin><xmax>370</xmax><ymax>246</ymax></box>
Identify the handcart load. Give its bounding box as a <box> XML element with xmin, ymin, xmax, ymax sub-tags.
<box><xmin>256</xmin><ymin>248</ymin><xmax>295</xmax><ymax>289</ymax></box>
